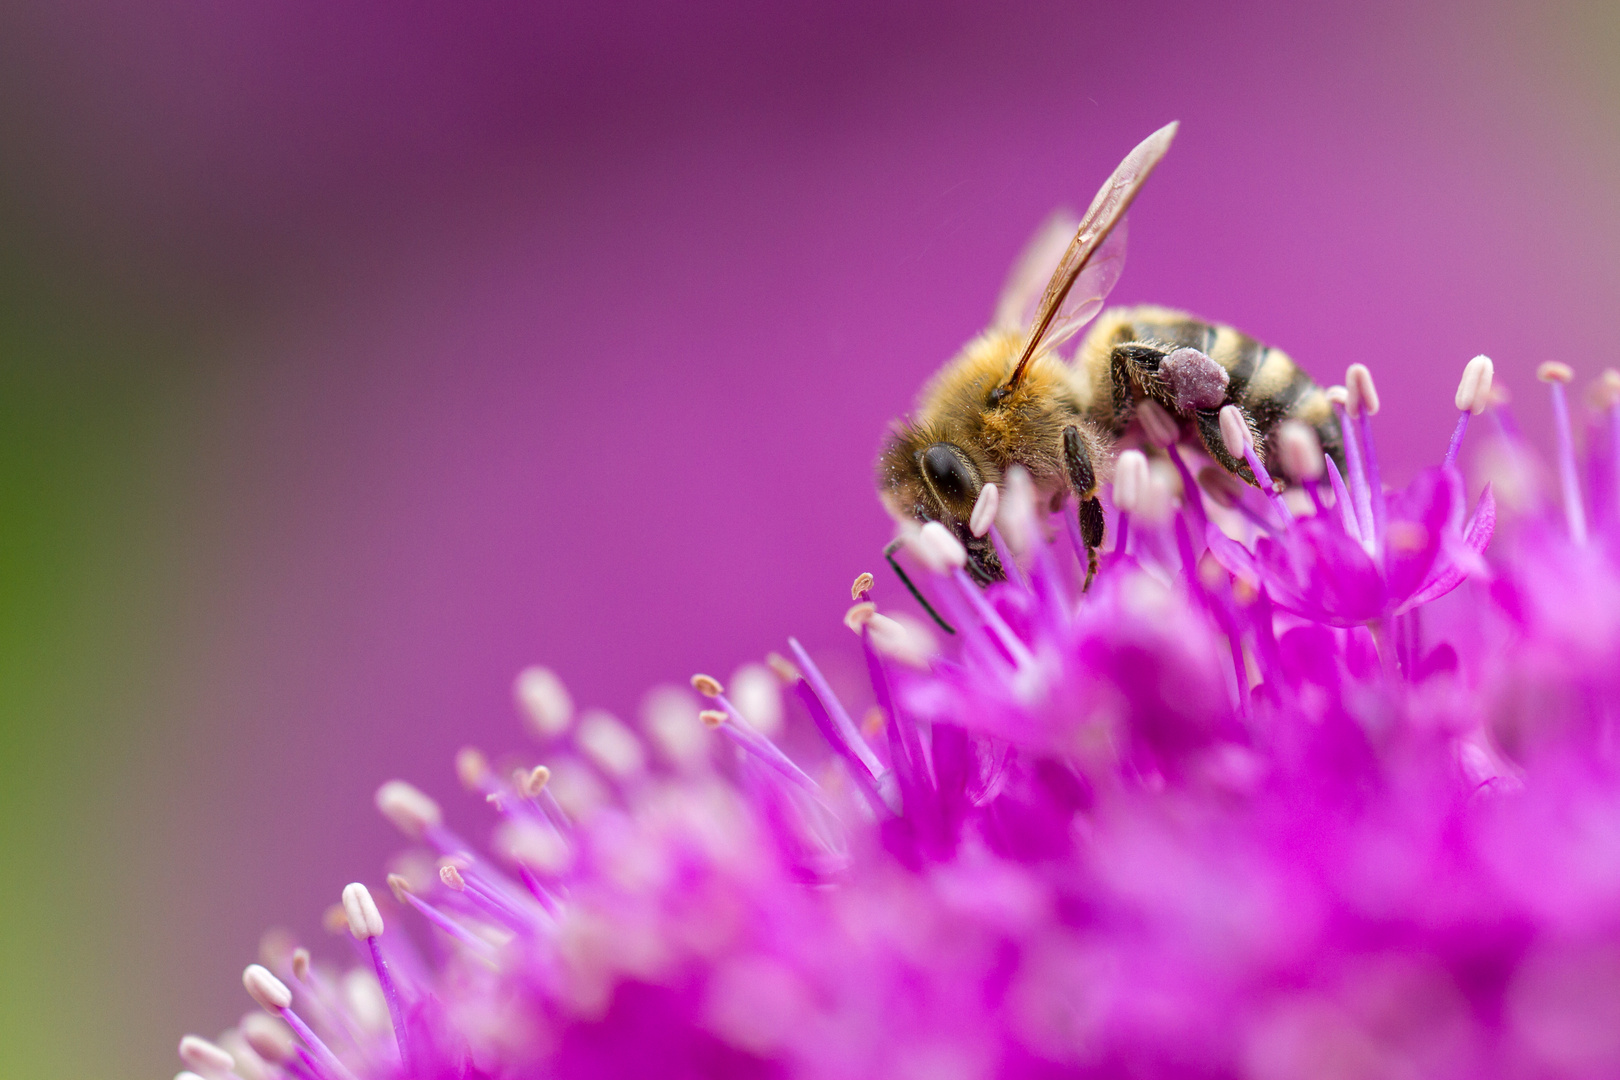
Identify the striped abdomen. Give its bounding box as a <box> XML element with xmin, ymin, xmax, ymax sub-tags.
<box><xmin>1078</xmin><ymin>304</ymin><xmax>1343</xmax><ymax>471</ymax></box>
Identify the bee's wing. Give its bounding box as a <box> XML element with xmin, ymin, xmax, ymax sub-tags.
<box><xmin>1040</xmin><ymin>217</ymin><xmax>1127</xmax><ymax>354</ymax></box>
<box><xmin>992</xmin><ymin>210</ymin><xmax>1081</xmax><ymax>333</ymax></box>
<box><xmin>1003</xmin><ymin>121</ymin><xmax>1177</xmax><ymax>389</ymax></box>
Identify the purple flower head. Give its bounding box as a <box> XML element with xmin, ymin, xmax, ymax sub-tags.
<box><xmin>178</xmin><ymin>358</ymin><xmax>1620</xmax><ymax>1080</ymax></box>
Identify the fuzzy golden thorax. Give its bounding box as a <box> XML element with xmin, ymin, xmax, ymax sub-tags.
<box><xmin>877</xmin><ymin>329</ymin><xmax>1110</xmax><ymax>532</ymax></box>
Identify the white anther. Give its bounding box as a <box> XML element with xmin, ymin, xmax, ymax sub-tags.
<box><xmin>495</xmin><ymin>819</ymin><xmax>573</xmax><ymax>875</ymax></box>
<box><xmin>968</xmin><ymin>483</ymin><xmax>1000</xmax><ymax>538</ymax></box>
<box><xmin>1537</xmin><ymin>360</ymin><xmax>1573</xmax><ymax>384</ymax></box>
<box><xmin>178</xmin><ymin>1034</ymin><xmax>236</xmax><ymax>1077</ymax></box>
<box><xmin>243</xmin><ymin>964</ymin><xmax>292</xmax><ymax>1011</ymax></box>
<box><xmin>729</xmin><ymin>662</ymin><xmax>783</xmax><ymax>736</ymax></box>
<box><xmin>439</xmin><ymin>862</ymin><xmax>467</xmax><ymax>891</ymax></box>
<box><xmin>341</xmin><ymin>882</ymin><xmax>385</xmax><ymax>940</ymax></box>
<box><xmin>1455</xmin><ymin>355</ymin><xmax>1495</xmax><ymax>413</ymax></box>
<box><xmin>1277</xmin><ymin>420</ymin><xmax>1324</xmax><ymax>481</ymax></box>
<box><xmin>1218</xmin><ymin>405</ymin><xmax>1253</xmax><ymax>458</ymax></box>
<box><xmin>515</xmin><ymin>665</ymin><xmax>574</xmax><ymax>737</ymax></box>
<box><xmin>690</xmin><ymin>673</ymin><xmax>724</xmax><ymax>697</ymax></box>
<box><xmin>342</xmin><ymin>969</ymin><xmax>391</xmax><ymax>1035</ymax></box>
<box><xmin>238</xmin><ymin>1013</ymin><xmax>296</xmax><ymax>1064</ymax></box>
<box><xmin>640</xmin><ymin>685</ymin><xmax>707</xmax><ymax>768</ymax></box>
<box><xmin>374</xmin><ymin>780</ymin><xmax>442</xmax><ymax>839</ymax></box>
<box><xmin>995</xmin><ymin>465</ymin><xmax>1037</xmax><ymax>555</ymax></box>
<box><xmin>866</xmin><ymin>612</ymin><xmax>939</xmax><ymax>669</ymax></box>
<box><xmin>844</xmin><ymin>602</ymin><xmax>876</xmax><ymax>632</ymax></box>
<box><xmin>218</xmin><ymin>1030</ymin><xmax>272</xmax><ymax>1080</ymax></box>
<box><xmin>1138</xmin><ymin>459</ymin><xmax>1179</xmax><ymax>524</ymax></box>
<box><xmin>1112</xmin><ymin>450</ymin><xmax>1149</xmax><ymax>514</ymax></box>
<box><xmin>1135</xmin><ymin>398</ymin><xmax>1180</xmax><ymax>448</ymax></box>
<box><xmin>912</xmin><ymin>521</ymin><xmax>968</xmax><ymax>573</ymax></box>
<box><xmin>1593</xmin><ymin>369</ymin><xmax>1620</xmax><ymax>410</ymax></box>
<box><xmin>1345</xmin><ymin>364</ymin><xmax>1381</xmax><ymax>415</ymax></box>
<box><xmin>520</xmin><ymin>764</ymin><xmax>551</xmax><ymax>797</ymax></box>
<box><xmin>575</xmin><ymin>709</ymin><xmax>646</xmax><ymax>778</ymax></box>
<box><xmin>1325</xmin><ymin>384</ymin><xmax>1349</xmax><ymax>408</ymax></box>
<box><xmin>455</xmin><ymin>747</ymin><xmax>490</xmax><ymax>791</ymax></box>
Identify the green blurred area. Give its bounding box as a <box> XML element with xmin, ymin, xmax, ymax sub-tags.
<box><xmin>0</xmin><ymin>262</ymin><xmax>211</xmax><ymax>1077</ymax></box>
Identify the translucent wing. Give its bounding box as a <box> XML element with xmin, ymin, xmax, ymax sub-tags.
<box><xmin>1002</xmin><ymin>120</ymin><xmax>1177</xmax><ymax>390</ymax></box>
<box><xmin>992</xmin><ymin>210</ymin><xmax>1081</xmax><ymax>333</ymax></box>
<box><xmin>1041</xmin><ymin>217</ymin><xmax>1127</xmax><ymax>353</ymax></box>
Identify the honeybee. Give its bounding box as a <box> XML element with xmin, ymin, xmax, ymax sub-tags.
<box><xmin>877</xmin><ymin>122</ymin><xmax>1342</xmax><ymax>592</ymax></box>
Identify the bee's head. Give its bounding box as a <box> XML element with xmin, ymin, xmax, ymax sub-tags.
<box><xmin>877</xmin><ymin>428</ymin><xmax>1004</xmax><ymax>582</ymax></box>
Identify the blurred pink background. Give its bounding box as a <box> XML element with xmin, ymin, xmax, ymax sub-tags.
<box><xmin>1</xmin><ymin>1</ymin><xmax>1617</xmax><ymax>1076</ymax></box>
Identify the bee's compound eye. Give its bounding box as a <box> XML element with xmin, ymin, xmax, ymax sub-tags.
<box><xmin>921</xmin><ymin>444</ymin><xmax>974</xmax><ymax>504</ymax></box>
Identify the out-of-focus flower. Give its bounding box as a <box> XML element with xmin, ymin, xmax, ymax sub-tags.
<box><xmin>178</xmin><ymin>358</ymin><xmax>1620</xmax><ymax>1080</ymax></box>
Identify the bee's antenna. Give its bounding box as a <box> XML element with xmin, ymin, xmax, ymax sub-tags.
<box><xmin>882</xmin><ymin>537</ymin><xmax>956</xmax><ymax>635</ymax></box>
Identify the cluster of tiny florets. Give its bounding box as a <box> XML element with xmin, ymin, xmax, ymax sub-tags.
<box><xmin>177</xmin><ymin>357</ymin><xmax>1620</xmax><ymax>1080</ymax></box>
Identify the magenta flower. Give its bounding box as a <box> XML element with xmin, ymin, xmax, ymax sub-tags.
<box><xmin>177</xmin><ymin>358</ymin><xmax>1620</xmax><ymax>1080</ymax></box>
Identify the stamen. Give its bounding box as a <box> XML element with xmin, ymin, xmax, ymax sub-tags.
<box><xmin>1114</xmin><ymin>449</ymin><xmax>1149</xmax><ymax>553</ymax></box>
<box><xmin>700</xmin><ymin>709</ymin><xmax>726</xmax><ymax>728</ymax></box>
<box><xmin>787</xmin><ymin>637</ymin><xmax>885</xmax><ymax>779</ymax></box>
<box><xmin>439</xmin><ymin>863</ymin><xmax>467</xmax><ymax>891</ymax></box>
<box><xmin>1445</xmin><ymin>354</ymin><xmax>1494</xmax><ymax>467</ymax></box>
<box><xmin>1136</xmin><ymin>398</ymin><xmax>1180</xmax><ymax>449</ymax></box>
<box><xmin>1277</xmin><ymin>421</ymin><xmax>1323</xmax><ymax>482</ymax></box>
<box><xmin>995</xmin><ymin>466</ymin><xmax>1038</xmax><ymax>556</ymax></box>
<box><xmin>574</xmin><ymin>709</ymin><xmax>647</xmax><ymax>778</ymax></box>
<box><xmin>912</xmin><ymin>522</ymin><xmax>968</xmax><ymax>573</ymax></box>
<box><xmin>705</xmin><ymin>693</ymin><xmax>826</xmax><ymax>797</ymax></box>
<box><xmin>850</xmin><ymin>572</ymin><xmax>874</xmax><ymax>600</ymax></box>
<box><xmin>1329</xmin><ymin>386</ymin><xmax>1376</xmax><ymax>545</ymax></box>
<box><xmin>1346</xmin><ymin>363</ymin><xmax>1381</xmax><ymax>416</ymax></box>
<box><xmin>374</xmin><ymin>781</ymin><xmax>443</xmax><ymax>840</ymax></box>
<box><xmin>455</xmin><ymin>747</ymin><xmax>491</xmax><ymax>792</ymax></box>
<box><xmin>243</xmin><ymin>965</ymin><xmax>293</xmax><ymax>1011</ymax></box>
<box><xmin>514</xmin><ymin>666</ymin><xmax>573</xmax><ymax>737</ymax></box>
<box><xmin>1456</xmin><ymin>354</ymin><xmax>1495</xmax><ymax>414</ymax></box>
<box><xmin>238</xmin><ymin>1013</ymin><xmax>296</xmax><ymax>1065</ymax></box>
<box><xmin>291</xmin><ymin>948</ymin><xmax>311</xmax><ymax>982</ymax></box>
<box><xmin>217</xmin><ymin>1029</ymin><xmax>273</xmax><ymax>1080</ymax></box>
<box><xmin>390</xmin><ymin>874</ymin><xmax>496</xmax><ymax>952</ymax></box>
<box><xmin>1322</xmin><ymin>454</ymin><xmax>1357</xmax><ymax>538</ymax></box>
<box><xmin>1114</xmin><ymin>449</ymin><xmax>1148</xmax><ymax>511</ymax></box>
<box><xmin>342</xmin><ymin>882</ymin><xmax>385</xmax><ymax>939</ymax></box>
<box><xmin>178</xmin><ymin>1034</ymin><xmax>237</xmax><ymax>1077</ymax></box>
<box><xmin>321</xmin><ymin>905</ymin><xmax>350</xmax><ymax>936</ymax></box>
<box><xmin>865</xmin><ymin>612</ymin><xmax>938</xmax><ymax>669</ymax></box>
<box><xmin>1537</xmin><ymin>361</ymin><xmax>1573</xmax><ymax>385</ymax></box>
<box><xmin>844</xmin><ymin>602</ymin><xmax>877</xmax><ymax>631</ymax></box>
<box><xmin>520</xmin><ymin>764</ymin><xmax>551</xmax><ymax>798</ymax></box>
<box><xmin>969</xmin><ymin>483</ymin><xmax>1000</xmax><ymax>538</ymax></box>
<box><xmin>1540</xmin><ymin>362</ymin><xmax>1588</xmax><ymax>544</ymax></box>
<box><xmin>729</xmin><ymin>663</ymin><xmax>785</xmax><ymax>736</ymax></box>
<box><xmin>690</xmin><ymin>673</ymin><xmax>724</xmax><ymax>698</ymax></box>
<box><xmin>344</xmin><ymin>885</ymin><xmax>413</xmax><ymax>1074</ymax></box>
<box><xmin>1219</xmin><ymin>405</ymin><xmax>1291</xmax><ymax>524</ymax></box>
<box><xmin>764</xmin><ymin>652</ymin><xmax>799</xmax><ymax>682</ymax></box>
<box><xmin>952</xmin><ymin>568</ymin><xmax>1035</xmax><ymax>668</ymax></box>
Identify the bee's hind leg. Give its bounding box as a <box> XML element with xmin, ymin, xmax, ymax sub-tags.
<box><xmin>1062</xmin><ymin>425</ymin><xmax>1106</xmax><ymax>591</ymax></box>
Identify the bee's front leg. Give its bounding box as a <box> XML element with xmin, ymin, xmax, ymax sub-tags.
<box><xmin>1062</xmin><ymin>425</ymin><xmax>1105</xmax><ymax>591</ymax></box>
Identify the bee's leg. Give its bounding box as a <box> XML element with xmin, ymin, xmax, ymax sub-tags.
<box><xmin>883</xmin><ymin>537</ymin><xmax>956</xmax><ymax>635</ymax></box>
<box><xmin>1107</xmin><ymin>344</ymin><xmax>1171</xmax><ymax>432</ymax></box>
<box><xmin>1193</xmin><ymin>407</ymin><xmax>1258</xmax><ymax>485</ymax></box>
<box><xmin>1062</xmin><ymin>425</ymin><xmax>1105</xmax><ymax>590</ymax></box>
